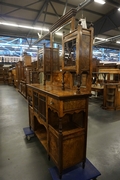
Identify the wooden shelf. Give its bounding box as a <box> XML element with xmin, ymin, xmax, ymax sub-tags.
<box><xmin>35</xmin><ymin>128</ymin><xmax>47</xmax><ymax>151</ymax></box>
<box><xmin>49</xmin><ymin>122</ymin><xmax>84</xmax><ymax>133</ymax></box>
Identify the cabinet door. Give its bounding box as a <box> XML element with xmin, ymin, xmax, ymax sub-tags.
<box><xmin>44</xmin><ymin>48</ymin><xmax>51</xmax><ymax>72</ymax></box>
<box><xmin>38</xmin><ymin>94</ymin><xmax>46</xmax><ymax>122</ymax></box>
<box><xmin>52</xmin><ymin>48</ymin><xmax>59</xmax><ymax>71</ymax></box>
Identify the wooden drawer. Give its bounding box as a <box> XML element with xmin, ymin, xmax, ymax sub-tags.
<box><xmin>47</xmin><ymin>97</ymin><xmax>59</xmax><ymax>110</ymax></box>
<box><xmin>63</xmin><ymin>99</ymin><xmax>86</xmax><ymax>111</ymax></box>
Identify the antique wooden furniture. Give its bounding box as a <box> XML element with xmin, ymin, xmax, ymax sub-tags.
<box><xmin>62</xmin><ymin>23</ymin><xmax>93</xmax><ymax>93</ymax></box>
<box><xmin>93</xmin><ymin>67</ymin><xmax>120</xmax><ymax>109</ymax></box>
<box><xmin>20</xmin><ymin>65</ymin><xmax>33</xmax><ymax>98</ymax></box>
<box><xmin>103</xmin><ymin>83</ymin><xmax>120</xmax><ymax>110</ymax></box>
<box><xmin>29</xmin><ymin>71</ymin><xmax>39</xmax><ymax>84</ymax></box>
<box><xmin>37</xmin><ymin>44</ymin><xmax>59</xmax><ymax>85</ymax></box>
<box><xmin>27</xmin><ymin>8</ymin><xmax>93</xmax><ymax>178</ymax></box>
<box><xmin>99</xmin><ymin>68</ymin><xmax>120</xmax><ymax>82</ymax></box>
<box><xmin>11</xmin><ymin>68</ymin><xmax>17</xmax><ymax>87</ymax></box>
<box><xmin>15</xmin><ymin>55</ymin><xmax>39</xmax><ymax>97</ymax></box>
<box><xmin>23</xmin><ymin>54</ymin><xmax>31</xmax><ymax>66</ymax></box>
<box><xmin>16</xmin><ymin>61</ymin><xmax>23</xmax><ymax>90</ymax></box>
<box><xmin>0</xmin><ymin>66</ymin><xmax>9</xmax><ymax>84</ymax></box>
<box><xmin>16</xmin><ymin>54</ymin><xmax>32</xmax><ymax>98</ymax></box>
<box><xmin>98</xmin><ymin>68</ymin><xmax>120</xmax><ymax>110</ymax></box>
<box><xmin>27</xmin><ymin>84</ymin><xmax>90</xmax><ymax>178</ymax></box>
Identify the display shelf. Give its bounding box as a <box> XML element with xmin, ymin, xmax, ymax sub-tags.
<box><xmin>48</xmin><ymin>109</ymin><xmax>85</xmax><ymax>132</ymax></box>
<box><xmin>35</xmin><ymin>128</ymin><xmax>47</xmax><ymax>150</ymax></box>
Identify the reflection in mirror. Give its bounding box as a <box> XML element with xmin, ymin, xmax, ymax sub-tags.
<box><xmin>64</xmin><ymin>39</ymin><xmax>76</xmax><ymax>66</ymax></box>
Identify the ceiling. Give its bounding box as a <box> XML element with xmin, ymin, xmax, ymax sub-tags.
<box><xmin>0</xmin><ymin>0</ymin><xmax>120</xmax><ymax>57</ymax></box>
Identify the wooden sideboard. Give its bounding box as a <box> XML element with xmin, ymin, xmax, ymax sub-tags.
<box><xmin>27</xmin><ymin>84</ymin><xmax>89</xmax><ymax>178</ymax></box>
<box><xmin>26</xmin><ymin>8</ymin><xmax>93</xmax><ymax>178</ymax></box>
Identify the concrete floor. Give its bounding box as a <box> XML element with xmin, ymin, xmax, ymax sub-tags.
<box><xmin>0</xmin><ymin>85</ymin><xmax>120</xmax><ymax>180</ymax></box>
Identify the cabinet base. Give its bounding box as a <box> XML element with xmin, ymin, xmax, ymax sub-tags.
<box><xmin>49</xmin><ymin>158</ymin><xmax>101</xmax><ymax>180</ymax></box>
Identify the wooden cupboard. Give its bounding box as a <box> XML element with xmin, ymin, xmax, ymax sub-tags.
<box><xmin>27</xmin><ymin>84</ymin><xmax>89</xmax><ymax>177</ymax></box>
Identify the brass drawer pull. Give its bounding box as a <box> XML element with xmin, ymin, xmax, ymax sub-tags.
<box><xmin>50</xmin><ymin>101</ymin><xmax>54</xmax><ymax>105</ymax></box>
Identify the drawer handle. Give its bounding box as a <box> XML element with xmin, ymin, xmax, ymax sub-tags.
<box><xmin>50</xmin><ymin>101</ymin><xmax>54</xmax><ymax>105</ymax></box>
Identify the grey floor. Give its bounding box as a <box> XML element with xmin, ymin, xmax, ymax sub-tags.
<box><xmin>0</xmin><ymin>85</ymin><xmax>120</xmax><ymax>180</ymax></box>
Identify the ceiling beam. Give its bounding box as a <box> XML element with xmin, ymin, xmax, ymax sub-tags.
<box><xmin>76</xmin><ymin>0</ymin><xmax>93</xmax><ymax>12</ymax></box>
<box><xmin>0</xmin><ymin>0</ymin><xmax>76</xmax><ymax>13</ymax></box>
<box><xmin>3</xmin><ymin>1</ymin><xmax>41</xmax><ymax>16</ymax></box>
<box><xmin>94</xmin><ymin>8</ymin><xmax>120</xmax><ymax>36</ymax></box>
<box><xmin>50</xmin><ymin>0</ymin><xmax>76</xmax><ymax>8</ymax></box>
<box><xmin>0</xmin><ymin>1</ymin><xmax>41</xmax><ymax>13</ymax></box>
<box><xmin>94</xmin><ymin>34</ymin><xmax>120</xmax><ymax>46</ymax></box>
<box><xmin>63</xmin><ymin>0</ymin><xmax>68</xmax><ymax>16</ymax></box>
<box><xmin>106</xmin><ymin>0</ymin><xmax>120</xmax><ymax>8</ymax></box>
<box><xmin>49</xmin><ymin>1</ymin><xmax>60</xmax><ymax>19</ymax></box>
<box><xmin>42</xmin><ymin>1</ymin><xmax>48</xmax><ymax>27</ymax></box>
<box><xmin>26</xmin><ymin>0</ymin><xmax>49</xmax><ymax>38</ymax></box>
<box><xmin>83</xmin><ymin>8</ymin><xmax>104</xmax><ymax>17</ymax></box>
<box><xmin>33</xmin><ymin>0</ymin><xmax>49</xmax><ymax>25</ymax></box>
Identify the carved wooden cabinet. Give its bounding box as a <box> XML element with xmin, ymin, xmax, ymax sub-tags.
<box><xmin>27</xmin><ymin>84</ymin><xmax>89</xmax><ymax>177</ymax></box>
<box><xmin>26</xmin><ymin>9</ymin><xmax>93</xmax><ymax>178</ymax></box>
<box><xmin>62</xmin><ymin>24</ymin><xmax>93</xmax><ymax>94</ymax></box>
<box><xmin>20</xmin><ymin>80</ymin><xmax>26</xmax><ymax>97</ymax></box>
<box><xmin>29</xmin><ymin>71</ymin><xmax>39</xmax><ymax>84</ymax></box>
<box><xmin>22</xmin><ymin>54</ymin><xmax>31</xmax><ymax>66</ymax></box>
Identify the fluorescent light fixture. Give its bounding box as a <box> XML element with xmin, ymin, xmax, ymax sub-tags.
<box><xmin>30</xmin><ymin>47</ymin><xmax>38</xmax><ymax>50</ymax></box>
<box><xmin>95</xmin><ymin>37</ymin><xmax>106</xmax><ymax>41</ymax></box>
<box><xmin>20</xmin><ymin>44</ymin><xmax>29</xmax><ymax>47</ymax></box>
<box><xmin>94</xmin><ymin>0</ymin><xmax>106</xmax><ymax>4</ymax></box>
<box><xmin>12</xmin><ymin>46</ymin><xmax>20</xmax><ymax>48</ymax></box>
<box><xmin>55</xmin><ymin>32</ymin><xmax>63</xmax><ymax>36</ymax></box>
<box><xmin>0</xmin><ymin>22</ymin><xmax>49</xmax><ymax>32</ymax></box>
<box><xmin>118</xmin><ymin>8</ymin><xmax>120</xmax><ymax>11</ymax></box>
<box><xmin>116</xmin><ymin>41</ymin><xmax>120</xmax><ymax>44</ymax></box>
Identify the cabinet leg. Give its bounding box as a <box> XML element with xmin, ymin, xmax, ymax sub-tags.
<box><xmin>59</xmin><ymin>173</ymin><xmax>62</xmax><ymax>179</ymax></box>
<box><xmin>82</xmin><ymin>161</ymin><xmax>85</xmax><ymax>169</ymax></box>
<box><xmin>48</xmin><ymin>155</ymin><xmax>50</xmax><ymax>161</ymax></box>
